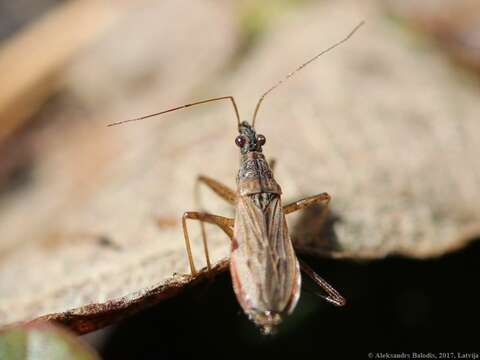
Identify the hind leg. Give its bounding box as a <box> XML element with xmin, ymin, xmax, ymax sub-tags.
<box><xmin>300</xmin><ymin>259</ymin><xmax>346</xmax><ymax>306</ymax></box>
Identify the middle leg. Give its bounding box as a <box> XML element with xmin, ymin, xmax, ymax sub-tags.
<box><xmin>182</xmin><ymin>211</ymin><xmax>233</xmax><ymax>276</ymax></box>
<box><xmin>283</xmin><ymin>192</ymin><xmax>331</xmax><ymax>215</ymax></box>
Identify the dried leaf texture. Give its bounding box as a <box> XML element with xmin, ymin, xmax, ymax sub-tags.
<box><xmin>0</xmin><ymin>0</ymin><xmax>478</xmax><ymax>332</ymax></box>
<box><xmin>386</xmin><ymin>0</ymin><xmax>480</xmax><ymax>74</ymax></box>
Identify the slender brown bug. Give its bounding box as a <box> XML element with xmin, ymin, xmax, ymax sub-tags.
<box><xmin>108</xmin><ymin>21</ymin><xmax>364</xmax><ymax>334</ymax></box>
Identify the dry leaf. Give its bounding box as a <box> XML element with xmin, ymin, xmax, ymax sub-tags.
<box><xmin>386</xmin><ymin>0</ymin><xmax>480</xmax><ymax>74</ymax></box>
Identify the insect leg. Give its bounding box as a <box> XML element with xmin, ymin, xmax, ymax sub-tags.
<box><xmin>268</xmin><ymin>158</ymin><xmax>276</xmax><ymax>173</ymax></box>
<box><xmin>182</xmin><ymin>211</ymin><xmax>234</xmax><ymax>275</ymax></box>
<box><xmin>195</xmin><ymin>175</ymin><xmax>236</xmax><ymax>207</ymax></box>
<box><xmin>283</xmin><ymin>192</ymin><xmax>331</xmax><ymax>215</ymax></box>
<box><xmin>299</xmin><ymin>259</ymin><xmax>346</xmax><ymax>306</ymax></box>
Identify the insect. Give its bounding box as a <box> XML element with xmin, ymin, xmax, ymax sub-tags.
<box><xmin>108</xmin><ymin>22</ymin><xmax>364</xmax><ymax>334</ymax></box>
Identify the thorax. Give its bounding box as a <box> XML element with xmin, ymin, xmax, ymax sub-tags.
<box><xmin>237</xmin><ymin>152</ymin><xmax>281</xmax><ymax>197</ymax></box>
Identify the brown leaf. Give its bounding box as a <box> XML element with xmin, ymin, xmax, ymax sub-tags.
<box><xmin>386</xmin><ymin>0</ymin><xmax>480</xmax><ymax>74</ymax></box>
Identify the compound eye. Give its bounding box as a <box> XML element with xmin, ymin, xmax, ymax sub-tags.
<box><xmin>235</xmin><ymin>135</ymin><xmax>246</xmax><ymax>148</ymax></box>
<box><xmin>257</xmin><ymin>134</ymin><xmax>266</xmax><ymax>146</ymax></box>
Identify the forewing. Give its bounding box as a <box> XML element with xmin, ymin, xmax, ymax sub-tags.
<box><xmin>231</xmin><ymin>194</ymin><xmax>300</xmax><ymax>314</ymax></box>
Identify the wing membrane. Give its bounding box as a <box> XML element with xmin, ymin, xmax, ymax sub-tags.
<box><xmin>231</xmin><ymin>194</ymin><xmax>300</xmax><ymax>314</ymax></box>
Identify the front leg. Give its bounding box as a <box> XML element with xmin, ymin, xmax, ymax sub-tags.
<box><xmin>194</xmin><ymin>175</ymin><xmax>236</xmax><ymax>209</ymax></box>
<box><xmin>268</xmin><ymin>158</ymin><xmax>276</xmax><ymax>173</ymax></box>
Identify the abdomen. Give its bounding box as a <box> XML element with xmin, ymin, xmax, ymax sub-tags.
<box><xmin>230</xmin><ymin>193</ymin><xmax>301</xmax><ymax>319</ymax></box>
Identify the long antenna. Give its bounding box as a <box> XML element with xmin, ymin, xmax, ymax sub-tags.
<box><xmin>251</xmin><ymin>21</ymin><xmax>364</xmax><ymax>128</ymax></box>
<box><xmin>107</xmin><ymin>96</ymin><xmax>241</xmax><ymax>127</ymax></box>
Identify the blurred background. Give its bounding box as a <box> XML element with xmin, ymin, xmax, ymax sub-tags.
<box><xmin>0</xmin><ymin>0</ymin><xmax>479</xmax><ymax>358</ymax></box>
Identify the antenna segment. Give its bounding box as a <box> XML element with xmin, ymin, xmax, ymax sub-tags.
<box><xmin>251</xmin><ymin>21</ymin><xmax>364</xmax><ymax>128</ymax></box>
<box><xmin>107</xmin><ymin>96</ymin><xmax>241</xmax><ymax>128</ymax></box>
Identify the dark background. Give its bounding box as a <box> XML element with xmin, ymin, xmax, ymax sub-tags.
<box><xmin>91</xmin><ymin>239</ymin><xmax>480</xmax><ymax>359</ymax></box>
